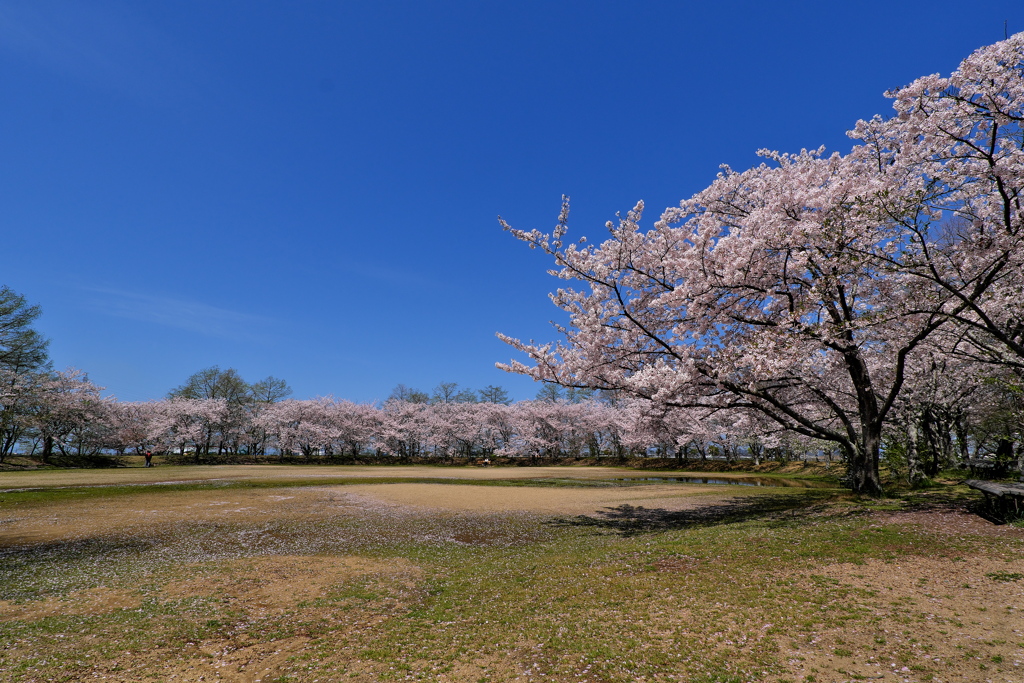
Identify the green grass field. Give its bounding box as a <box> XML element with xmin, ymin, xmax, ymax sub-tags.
<box><xmin>1</xmin><ymin>466</ymin><xmax>1021</xmax><ymax>682</ymax></box>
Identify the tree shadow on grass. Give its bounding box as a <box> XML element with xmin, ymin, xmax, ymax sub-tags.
<box><xmin>552</xmin><ymin>492</ymin><xmax>861</xmax><ymax>536</ymax></box>
<box><xmin>893</xmin><ymin>486</ymin><xmax>1019</xmax><ymax>524</ymax></box>
<box><xmin>896</xmin><ymin>487</ymin><xmax>978</xmax><ymax>513</ymax></box>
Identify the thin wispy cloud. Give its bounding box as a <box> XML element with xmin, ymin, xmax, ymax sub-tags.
<box><xmin>83</xmin><ymin>287</ymin><xmax>279</xmax><ymax>342</ymax></box>
<box><xmin>342</xmin><ymin>261</ymin><xmax>446</xmax><ymax>291</ymax></box>
<box><xmin>0</xmin><ymin>0</ymin><xmax>200</xmax><ymax>103</ymax></box>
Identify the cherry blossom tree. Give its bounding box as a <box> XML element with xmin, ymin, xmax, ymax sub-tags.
<box><xmin>497</xmin><ymin>34</ymin><xmax>1024</xmax><ymax>494</ymax></box>
<box><xmin>260</xmin><ymin>399</ymin><xmax>335</xmax><ymax>458</ymax></box>
<box><xmin>849</xmin><ymin>33</ymin><xmax>1024</xmax><ymax>372</ymax></box>
<box><xmin>0</xmin><ymin>368</ymin><xmax>40</xmax><ymax>462</ymax></box>
<box><xmin>499</xmin><ymin>156</ymin><xmax>942</xmax><ymax>494</ymax></box>
<box><xmin>29</xmin><ymin>369</ymin><xmax>108</xmax><ymax>460</ymax></box>
<box><xmin>378</xmin><ymin>399</ymin><xmax>432</xmax><ymax>459</ymax></box>
<box><xmin>479</xmin><ymin>401</ymin><xmax>517</xmax><ymax>455</ymax></box>
<box><xmin>328</xmin><ymin>399</ymin><xmax>379</xmax><ymax>457</ymax></box>
<box><xmin>149</xmin><ymin>398</ymin><xmax>226</xmax><ymax>462</ymax></box>
<box><xmin>103</xmin><ymin>401</ymin><xmax>161</xmax><ymax>456</ymax></box>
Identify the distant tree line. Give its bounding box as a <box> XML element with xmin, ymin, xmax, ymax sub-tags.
<box><xmin>1</xmin><ymin>277</ymin><xmax>1020</xmax><ymax>479</ymax></box>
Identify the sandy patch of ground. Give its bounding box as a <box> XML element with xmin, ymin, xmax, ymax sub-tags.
<box><xmin>173</xmin><ymin>635</ymin><xmax>313</xmax><ymax>683</ymax></box>
<box><xmin>146</xmin><ymin>554</ymin><xmax>422</xmax><ymax>682</ymax></box>
<box><xmin>776</xmin><ymin>532</ymin><xmax>1024</xmax><ymax>682</ymax></box>
<box><xmin>0</xmin><ymin>486</ymin><xmax>368</xmax><ymax>547</ymax></box>
<box><xmin>333</xmin><ymin>482</ymin><xmax>735</xmax><ymax>515</ymax></box>
<box><xmin>161</xmin><ymin>554</ymin><xmax>421</xmax><ymax>614</ymax></box>
<box><xmin>149</xmin><ymin>554</ymin><xmax>422</xmax><ymax>683</ymax></box>
<box><xmin>0</xmin><ymin>481</ymin><xmax>740</xmax><ymax>547</ymax></box>
<box><xmin>2</xmin><ymin>554</ymin><xmax>423</xmax><ymax>683</ymax></box>
<box><xmin>0</xmin><ymin>586</ymin><xmax>141</xmax><ymax>621</ymax></box>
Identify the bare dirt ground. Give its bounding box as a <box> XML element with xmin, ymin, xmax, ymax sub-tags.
<box><xmin>153</xmin><ymin>554</ymin><xmax>424</xmax><ymax>683</ymax></box>
<box><xmin>0</xmin><ymin>486</ymin><xmax>342</xmax><ymax>547</ymax></box>
<box><xmin>0</xmin><ymin>586</ymin><xmax>142</xmax><ymax>622</ymax></box>
<box><xmin>2</xmin><ymin>480</ymin><xmax>742</xmax><ymax>683</ymax></box>
<box><xmin>0</xmin><ymin>463</ymin><xmax>803</xmax><ymax>490</ymax></box>
<box><xmin>773</xmin><ymin>509</ymin><xmax>1024</xmax><ymax>683</ymax></box>
<box><xmin>2</xmin><ymin>553</ymin><xmax>422</xmax><ymax>683</ymax></box>
<box><xmin>783</xmin><ymin>553</ymin><xmax>1024</xmax><ymax>683</ymax></box>
<box><xmin>2</xmin><ymin>471</ymin><xmax>1021</xmax><ymax>682</ymax></box>
<box><xmin>0</xmin><ymin>483</ymin><xmax>735</xmax><ymax>547</ymax></box>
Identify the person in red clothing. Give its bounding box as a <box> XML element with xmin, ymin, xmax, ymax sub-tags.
<box><xmin>144</xmin><ymin>451</ymin><xmax>153</xmax><ymax>467</ymax></box>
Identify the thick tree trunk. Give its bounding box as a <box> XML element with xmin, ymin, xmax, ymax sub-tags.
<box><xmin>846</xmin><ymin>430</ymin><xmax>883</xmax><ymax>496</ymax></box>
<box><xmin>905</xmin><ymin>418</ymin><xmax>924</xmax><ymax>487</ymax></box>
<box><xmin>954</xmin><ymin>418</ymin><xmax>971</xmax><ymax>469</ymax></box>
<box><xmin>748</xmin><ymin>442</ymin><xmax>762</xmax><ymax>466</ymax></box>
<box><xmin>921</xmin><ymin>407</ymin><xmax>944</xmax><ymax>478</ymax></box>
<box><xmin>995</xmin><ymin>439</ymin><xmax>1014</xmax><ymax>470</ymax></box>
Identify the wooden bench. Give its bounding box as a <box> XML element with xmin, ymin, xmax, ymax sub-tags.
<box><xmin>965</xmin><ymin>479</ymin><xmax>1024</xmax><ymax>519</ymax></box>
<box><xmin>965</xmin><ymin>459</ymin><xmax>1013</xmax><ymax>478</ymax></box>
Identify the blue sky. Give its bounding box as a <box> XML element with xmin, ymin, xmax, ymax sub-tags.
<box><xmin>1</xmin><ymin>0</ymin><xmax>1019</xmax><ymax>402</ymax></box>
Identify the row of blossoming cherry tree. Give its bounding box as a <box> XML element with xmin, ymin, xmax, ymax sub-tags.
<box><xmin>0</xmin><ymin>362</ymin><xmax>1018</xmax><ymax>487</ymax></box>
<box><xmin>0</xmin><ymin>368</ymin><xmax>796</xmax><ymax>463</ymax></box>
